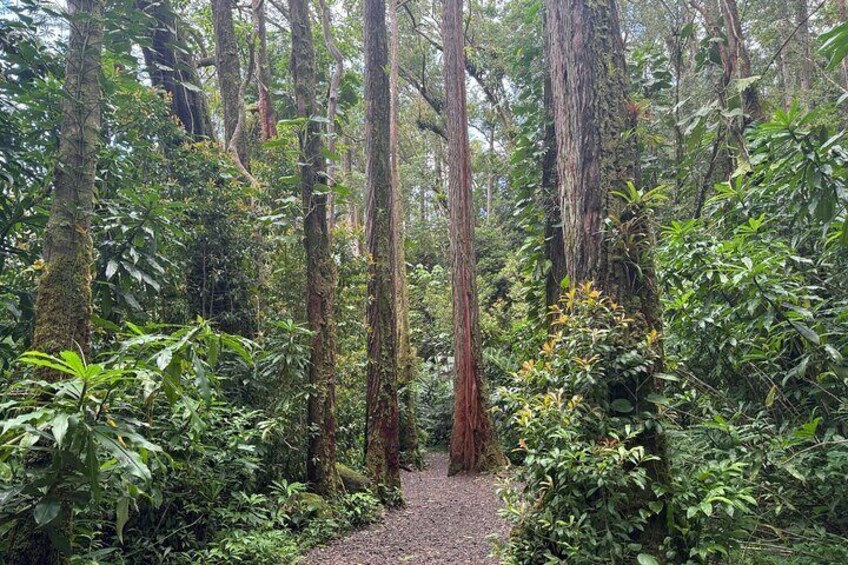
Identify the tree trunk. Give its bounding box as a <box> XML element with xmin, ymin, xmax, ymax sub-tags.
<box><xmin>719</xmin><ymin>0</ymin><xmax>762</xmax><ymax>121</ymax></box>
<box><xmin>363</xmin><ymin>0</ymin><xmax>402</xmax><ymax>501</ymax></box>
<box><xmin>8</xmin><ymin>1</ymin><xmax>104</xmax><ymax>563</ymax></box>
<box><xmin>211</xmin><ymin>0</ymin><xmax>249</xmax><ymax>167</ymax></box>
<box><xmin>253</xmin><ymin>0</ymin><xmax>277</xmax><ymax>140</ymax></box>
<box><xmin>139</xmin><ymin>0</ymin><xmax>213</xmax><ymax>140</ymax></box>
<box><xmin>794</xmin><ymin>0</ymin><xmax>813</xmax><ymax>95</ymax></box>
<box><xmin>389</xmin><ymin>0</ymin><xmax>421</xmax><ymax>466</ymax></box>
<box><xmin>318</xmin><ymin>0</ymin><xmax>344</xmax><ymax>230</ymax></box>
<box><xmin>486</xmin><ymin>126</ymin><xmax>495</xmax><ymax>221</ymax></box>
<box><xmin>541</xmin><ymin>14</ymin><xmax>566</xmax><ymax>315</ymax></box>
<box><xmin>344</xmin><ymin>147</ymin><xmax>363</xmax><ymax>257</ymax></box>
<box><xmin>443</xmin><ymin>0</ymin><xmax>504</xmax><ymax>475</ymax></box>
<box><xmin>546</xmin><ymin>0</ymin><xmax>669</xmax><ymax>550</ymax></box>
<box><xmin>289</xmin><ymin>0</ymin><xmax>339</xmax><ymax>497</ymax></box>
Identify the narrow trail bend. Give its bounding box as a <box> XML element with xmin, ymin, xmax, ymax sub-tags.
<box><xmin>303</xmin><ymin>451</ymin><xmax>507</xmax><ymax>564</ymax></box>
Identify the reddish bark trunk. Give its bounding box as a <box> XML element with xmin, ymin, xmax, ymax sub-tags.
<box><xmin>442</xmin><ymin>0</ymin><xmax>504</xmax><ymax>475</ymax></box>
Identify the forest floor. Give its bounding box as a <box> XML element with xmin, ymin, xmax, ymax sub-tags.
<box><xmin>302</xmin><ymin>451</ymin><xmax>508</xmax><ymax>564</ymax></box>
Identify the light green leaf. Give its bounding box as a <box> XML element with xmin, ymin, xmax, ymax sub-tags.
<box><xmin>52</xmin><ymin>413</ymin><xmax>70</xmax><ymax>447</ymax></box>
<box><xmin>116</xmin><ymin>497</ymin><xmax>129</xmax><ymax>543</ymax></box>
<box><xmin>33</xmin><ymin>499</ymin><xmax>61</xmax><ymax>526</ymax></box>
<box><xmin>637</xmin><ymin>554</ymin><xmax>660</xmax><ymax>565</ymax></box>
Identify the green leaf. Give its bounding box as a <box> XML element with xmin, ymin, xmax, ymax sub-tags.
<box><xmin>51</xmin><ymin>413</ymin><xmax>70</xmax><ymax>447</ymax></box>
<box><xmin>33</xmin><ymin>499</ymin><xmax>61</xmax><ymax>526</ymax></box>
<box><xmin>637</xmin><ymin>554</ymin><xmax>660</xmax><ymax>565</ymax></box>
<box><xmin>788</xmin><ymin>321</ymin><xmax>820</xmax><ymax>344</ymax></box>
<box><xmin>765</xmin><ymin>385</ymin><xmax>777</xmax><ymax>408</ymax></box>
<box><xmin>610</xmin><ymin>399</ymin><xmax>633</xmax><ymax>413</ymax></box>
<box><xmin>18</xmin><ymin>352</ymin><xmax>77</xmax><ymax>377</ymax></box>
<box><xmin>116</xmin><ymin>497</ymin><xmax>129</xmax><ymax>543</ymax></box>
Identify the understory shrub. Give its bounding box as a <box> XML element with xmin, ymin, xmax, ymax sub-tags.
<box><xmin>496</xmin><ymin>285</ymin><xmax>757</xmax><ymax>564</ymax></box>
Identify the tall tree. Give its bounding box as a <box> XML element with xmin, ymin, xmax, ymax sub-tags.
<box><xmin>363</xmin><ymin>0</ymin><xmax>402</xmax><ymax>499</ymax></box>
<box><xmin>546</xmin><ymin>0</ymin><xmax>669</xmax><ymax>550</ymax></box>
<box><xmin>442</xmin><ymin>0</ymin><xmax>504</xmax><ymax>475</ymax></box>
<box><xmin>252</xmin><ymin>0</ymin><xmax>277</xmax><ymax>140</ymax></box>
<box><xmin>8</xmin><ymin>0</ymin><xmax>104</xmax><ymax>562</ymax></box>
<box><xmin>211</xmin><ymin>0</ymin><xmax>249</xmax><ymax>167</ymax></box>
<box><xmin>289</xmin><ymin>0</ymin><xmax>339</xmax><ymax>497</ymax></box>
<box><xmin>138</xmin><ymin>0</ymin><xmax>213</xmax><ymax>140</ymax></box>
<box><xmin>389</xmin><ymin>0</ymin><xmax>420</xmax><ymax>464</ymax></box>
<box><xmin>318</xmin><ymin>0</ymin><xmax>344</xmax><ymax>229</ymax></box>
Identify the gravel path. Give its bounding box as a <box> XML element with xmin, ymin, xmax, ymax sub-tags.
<box><xmin>303</xmin><ymin>451</ymin><xmax>508</xmax><ymax>565</ymax></box>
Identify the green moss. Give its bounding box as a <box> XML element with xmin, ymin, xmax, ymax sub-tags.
<box><xmin>291</xmin><ymin>492</ymin><xmax>333</xmax><ymax>520</ymax></box>
<box><xmin>335</xmin><ymin>463</ymin><xmax>372</xmax><ymax>494</ymax></box>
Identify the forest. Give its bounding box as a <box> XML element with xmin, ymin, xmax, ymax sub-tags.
<box><xmin>1</xmin><ymin>0</ymin><xmax>848</xmax><ymax>562</ymax></box>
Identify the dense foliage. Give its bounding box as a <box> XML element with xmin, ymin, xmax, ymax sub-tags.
<box><xmin>2</xmin><ymin>0</ymin><xmax>848</xmax><ymax>562</ymax></box>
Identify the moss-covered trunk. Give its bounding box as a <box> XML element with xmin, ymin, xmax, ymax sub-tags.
<box><xmin>211</xmin><ymin>0</ymin><xmax>248</xmax><ymax>166</ymax></box>
<box><xmin>9</xmin><ymin>0</ymin><xmax>104</xmax><ymax>562</ymax></box>
<box><xmin>442</xmin><ymin>0</ymin><xmax>505</xmax><ymax>475</ymax></box>
<box><xmin>363</xmin><ymin>0</ymin><xmax>402</xmax><ymax>501</ymax></box>
<box><xmin>546</xmin><ymin>0</ymin><xmax>671</xmax><ymax>552</ymax></box>
<box><xmin>289</xmin><ymin>0</ymin><xmax>339</xmax><ymax>498</ymax></box>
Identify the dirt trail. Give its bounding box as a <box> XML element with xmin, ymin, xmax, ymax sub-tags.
<box><xmin>303</xmin><ymin>451</ymin><xmax>508</xmax><ymax>565</ymax></box>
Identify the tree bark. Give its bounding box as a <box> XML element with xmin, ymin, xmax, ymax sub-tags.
<box><xmin>541</xmin><ymin>13</ymin><xmax>566</xmax><ymax>315</ymax></box>
<box><xmin>211</xmin><ymin>0</ymin><xmax>249</xmax><ymax>167</ymax></box>
<box><xmin>253</xmin><ymin>0</ymin><xmax>277</xmax><ymax>140</ymax></box>
<box><xmin>289</xmin><ymin>0</ymin><xmax>339</xmax><ymax>497</ymax></box>
<box><xmin>486</xmin><ymin>126</ymin><xmax>495</xmax><ymax>221</ymax></box>
<box><xmin>442</xmin><ymin>0</ymin><xmax>504</xmax><ymax>475</ymax></box>
<box><xmin>139</xmin><ymin>0</ymin><xmax>213</xmax><ymax>140</ymax></box>
<box><xmin>794</xmin><ymin>0</ymin><xmax>813</xmax><ymax>95</ymax></box>
<box><xmin>389</xmin><ymin>0</ymin><xmax>421</xmax><ymax>465</ymax></box>
<box><xmin>318</xmin><ymin>0</ymin><xmax>344</xmax><ymax>229</ymax></box>
<box><xmin>9</xmin><ymin>1</ymin><xmax>104</xmax><ymax>562</ymax></box>
<box><xmin>364</xmin><ymin>0</ymin><xmax>402</xmax><ymax>500</ymax></box>
<box><xmin>546</xmin><ymin>0</ymin><xmax>669</xmax><ymax>550</ymax></box>
<box><xmin>719</xmin><ymin>0</ymin><xmax>763</xmax><ymax>121</ymax></box>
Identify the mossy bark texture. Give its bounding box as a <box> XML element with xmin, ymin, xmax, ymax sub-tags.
<box><xmin>442</xmin><ymin>0</ymin><xmax>505</xmax><ymax>476</ymax></box>
<box><xmin>546</xmin><ymin>0</ymin><xmax>671</xmax><ymax>551</ymax></box>
<box><xmin>289</xmin><ymin>0</ymin><xmax>339</xmax><ymax>498</ymax></box>
<box><xmin>11</xmin><ymin>1</ymin><xmax>104</xmax><ymax>563</ymax></box>
<box><xmin>363</xmin><ymin>0</ymin><xmax>402</xmax><ymax>502</ymax></box>
<box><xmin>211</xmin><ymin>0</ymin><xmax>248</xmax><ymax>165</ymax></box>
